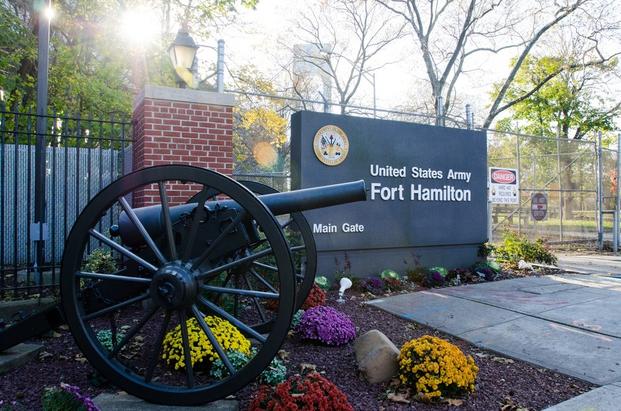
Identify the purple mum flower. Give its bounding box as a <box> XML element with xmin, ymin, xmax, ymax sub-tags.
<box><xmin>295</xmin><ymin>306</ymin><xmax>356</xmax><ymax>346</ymax></box>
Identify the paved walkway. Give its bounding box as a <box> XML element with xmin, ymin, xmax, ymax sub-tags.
<box><xmin>369</xmin><ymin>268</ymin><xmax>621</xmax><ymax>409</ymax></box>
<box><xmin>557</xmin><ymin>253</ymin><xmax>621</xmax><ymax>276</ymax></box>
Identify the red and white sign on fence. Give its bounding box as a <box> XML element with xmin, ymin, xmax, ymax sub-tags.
<box><xmin>489</xmin><ymin>167</ymin><xmax>519</xmax><ymax>204</ymax></box>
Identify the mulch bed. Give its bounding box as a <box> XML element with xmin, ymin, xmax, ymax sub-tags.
<box><xmin>0</xmin><ymin>284</ymin><xmax>593</xmax><ymax>411</ymax></box>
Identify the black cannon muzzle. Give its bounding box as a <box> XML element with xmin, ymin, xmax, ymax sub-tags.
<box><xmin>118</xmin><ymin>180</ymin><xmax>366</xmax><ymax>247</ymax></box>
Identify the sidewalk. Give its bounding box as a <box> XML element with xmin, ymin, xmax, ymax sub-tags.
<box><xmin>369</xmin><ymin>271</ymin><xmax>621</xmax><ymax>409</ymax></box>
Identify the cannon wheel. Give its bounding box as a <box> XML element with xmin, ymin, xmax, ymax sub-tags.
<box><xmin>189</xmin><ymin>180</ymin><xmax>316</xmax><ymax>325</ymax></box>
<box><xmin>61</xmin><ymin>165</ymin><xmax>295</xmax><ymax>405</ymax></box>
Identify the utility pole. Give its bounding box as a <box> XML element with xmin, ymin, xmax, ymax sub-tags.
<box><xmin>34</xmin><ymin>0</ymin><xmax>52</xmax><ymax>279</ymax></box>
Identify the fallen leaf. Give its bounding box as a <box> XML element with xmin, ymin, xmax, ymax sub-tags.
<box><xmin>500</xmin><ymin>396</ymin><xmax>529</xmax><ymax>411</ymax></box>
<box><xmin>75</xmin><ymin>354</ymin><xmax>88</xmax><ymax>364</ymax></box>
<box><xmin>443</xmin><ymin>398</ymin><xmax>463</xmax><ymax>406</ymax></box>
<box><xmin>277</xmin><ymin>350</ymin><xmax>289</xmax><ymax>361</ymax></box>
<box><xmin>492</xmin><ymin>356</ymin><xmax>514</xmax><ymax>364</ymax></box>
<box><xmin>300</xmin><ymin>363</ymin><xmax>317</xmax><ymax>373</ymax></box>
<box><xmin>38</xmin><ymin>351</ymin><xmax>53</xmax><ymax>361</ymax></box>
<box><xmin>387</xmin><ymin>392</ymin><xmax>410</xmax><ymax>404</ymax></box>
<box><xmin>474</xmin><ymin>352</ymin><xmax>489</xmax><ymax>359</ymax></box>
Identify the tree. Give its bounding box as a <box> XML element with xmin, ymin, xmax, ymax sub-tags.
<box><xmin>282</xmin><ymin>0</ymin><xmax>405</xmax><ymax>114</ymax></box>
<box><xmin>228</xmin><ymin>65</ymin><xmax>291</xmax><ymax>173</ymax></box>
<box><xmin>377</xmin><ymin>0</ymin><xmax>621</xmax><ymax>127</ymax></box>
<box><xmin>495</xmin><ymin>53</ymin><xmax>620</xmax><ymax>217</ymax></box>
<box><xmin>498</xmin><ymin>55</ymin><xmax>619</xmax><ymax>139</ymax></box>
<box><xmin>0</xmin><ymin>0</ymin><xmax>257</xmax><ymax>116</ymax></box>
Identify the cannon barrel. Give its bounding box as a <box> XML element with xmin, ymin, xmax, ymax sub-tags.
<box><xmin>118</xmin><ymin>180</ymin><xmax>366</xmax><ymax>247</ymax></box>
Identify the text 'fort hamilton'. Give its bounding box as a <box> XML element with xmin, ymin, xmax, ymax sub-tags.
<box><xmin>369</xmin><ymin>164</ymin><xmax>473</xmax><ymax>202</ymax></box>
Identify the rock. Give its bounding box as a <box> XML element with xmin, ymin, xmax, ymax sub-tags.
<box><xmin>354</xmin><ymin>329</ymin><xmax>400</xmax><ymax>384</ymax></box>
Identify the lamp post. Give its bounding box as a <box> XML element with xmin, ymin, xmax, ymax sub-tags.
<box><xmin>168</xmin><ymin>29</ymin><xmax>198</xmax><ymax>88</ymax></box>
<box><xmin>168</xmin><ymin>28</ymin><xmax>225</xmax><ymax>91</ymax></box>
<box><xmin>34</xmin><ymin>0</ymin><xmax>52</xmax><ymax>277</ymax></box>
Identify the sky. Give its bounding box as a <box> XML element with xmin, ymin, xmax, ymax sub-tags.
<box><xmin>202</xmin><ymin>0</ymin><xmax>621</xmax><ymax>125</ymax></box>
<box><xmin>210</xmin><ymin>0</ymin><xmax>520</xmax><ymax>119</ymax></box>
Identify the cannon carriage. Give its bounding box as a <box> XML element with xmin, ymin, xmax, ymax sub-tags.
<box><xmin>1</xmin><ymin>164</ymin><xmax>366</xmax><ymax>405</ymax></box>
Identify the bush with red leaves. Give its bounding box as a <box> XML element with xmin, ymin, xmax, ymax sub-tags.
<box><xmin>249</xmin><ymin>372</ymin><xmax>354</xmax><ymax>411</ymax></box>
<box><xmin>301</xmin><ymin>284</ymin><xmax>326</xmax><ymax>310</ymax></box>
<box><xmin>266</xmin><ymin>284</ymin><xmax>326</xmax><ymax>313</ymax></box>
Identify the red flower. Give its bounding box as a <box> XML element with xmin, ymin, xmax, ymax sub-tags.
<box><xmin>301</xmin><ymin>284</ymin><xmax>326</xmax><ymax>310</ymax></box>
<box><xmin>249</xmin><ymin>373</ymin><xmax>353</xmax><ymax>411</ymax></box>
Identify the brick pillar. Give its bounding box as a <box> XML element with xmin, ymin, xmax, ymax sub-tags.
<box><xmin>132</xmin><ymin>85</ymin><xmax>235</xmax><ymax>206</ymax></box>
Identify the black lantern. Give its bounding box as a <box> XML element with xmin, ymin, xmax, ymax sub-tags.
<box><xmin>168</xmin><ymin>29</ymin><xmax>198</xmax><ymax>72</ymax></box>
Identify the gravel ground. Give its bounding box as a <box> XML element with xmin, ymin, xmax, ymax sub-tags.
<box><xmin>0</xmin><ymin>288</ymin><xmax>593</xmax><ymax>411</ymax></box>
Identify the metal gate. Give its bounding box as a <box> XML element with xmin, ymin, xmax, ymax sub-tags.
<box><xmin>0</xmin><ymin>106</ymin><xmax>132</xmax><ymax>297</ymax></box>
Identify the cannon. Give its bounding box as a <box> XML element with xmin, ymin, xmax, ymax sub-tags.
<box><xmin>42</xmin><ymin>164</ymin><xmax>366</xmax><ymax>405</ymax></box>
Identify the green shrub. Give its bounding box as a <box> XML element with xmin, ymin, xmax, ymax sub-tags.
<box><xmin>494</xmin><ymin>231</ymin><xmax>557</xmax><ymax>269</ymax></box>
<box><xmin>291</xmin><ymin>309</ymin><xmax>305</xmax><ymax>328</ymax></box>
<box><xmin>380</xmin><ymin>269</ymin><xmax>400</xmax><ymax>280</ymax></box>
<box><xmin>42</xmin><ymin>383</ymin><xmax>97</xmax><ymax>411</ymax></box>
<box><xmin>83</xmin><ymin>249</ymin><xmax>118</xmax><ymax>273</ymax></box>
<box><xmin>210</xmin><ymin>349</ymin><xmax>286</xmax><ymax>386</ymax></box>
<box><xmin>478</xmin><ymin>242</ymin><xmax>495</xmax><ymax>258</ymax></box>
<box><xmin>406</xmin><ymin>267</ymin><xmax>427</xmax><ymax>285</ymax></box>
<box><xmin>96</xmin><ymin>329</ymin><xmax>125</xmax><ymax>351</ymax></box>
<box><xmin>314</xmin><ymin>276</ymin><xmax>330</xmax><ymax>290</ymax></box>
<box><xmin>42</xmin><ymin>388</ymin><xmax>84</xmax><ymax>411</ymax></box>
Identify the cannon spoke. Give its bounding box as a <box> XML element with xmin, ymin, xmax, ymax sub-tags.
<box><xmin>191</xmin><ymin>305</ymin><xmax>236</xmax><ymax>376</ymax></box>
<box><xmin>197</xmin><ymin>247</ymin><xmax>274</xmax><ymax>280</ymax></box>
<box><xmin>76</xmin><ymin>271</ymin><xmax>152</xmax><ymax>284</ymax></box>
<box><xmin>197</xmin><ymin>295</ymin><xmax>267</xmax><ymax>343</ymax></box>
<box><xmin>242</xmin><ymin>273</ymin><xmax>267</xmax><ymax>323</ymax></box>
<box><xmin>178</xmin><ymin>310</ymin><xmax>195</xmax><ymax>388</ymax></box>
<box><xmin>83</xmin><ymin>292</ymin><xmax>150</xmax><ymax>321</ymax></box>
<box><xmin>253</xmin><ymin>261</ymin><xmax>277</xmax><ymax>272</ymax></box>
<box><xmin>200</xmin><ymin>284</ymin><xmax>279</xmax><ymax>299</ymax></box>
<box><xmin>61</xmin><ymin>166</ymin><xmax>297</xmax><ymax>403</ymax></box>
<box><xmin>191</xmin><ymin>212</ymin><xmax>245</xmax><ymax>270</ymax></box>
<box><xmin>110</xmin><ymin>313</ymin><xmax>118</xmax><ymax>351</ymax></box>
<box><xmin>158</xmin><ymin>182</ymin><xmax>177</xmax><ymax>261</ymax></box>
<box><xmin>109</xmin><ymin>305</ymin><xmax>159</xmax><ymax>358</ymax></box>
<box><xmin>182</xmin><ymin>187</ymin><xmax>208</xmax><ymax>261</ymax></box>
<box><xmin>145</xmin><ymin>309</ymin><xmax>172</xmax><ymax>383</ymax></box>
<box><xmin>88</xmin><ymin>229</ymin><xmax>158</xmax><ymax>272</ymax></box>
<box><xmin>280</xmin><ymin>217</ymin><xmax>294</xmax><ymax>229</ymax></box>
<box><xmin>119</xmin><ymin>196</ymin><xmax>167</xmax><ymax>265</ymax></box>
<box><xmin>249</xmin><ymin>268</ymin><xmax>278</xmax><ymax>293</ymax></box>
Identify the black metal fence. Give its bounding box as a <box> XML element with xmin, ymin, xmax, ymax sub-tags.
<box><xmin>0</xmin><ymin>105</ymin><xmax>132</xmax><ymax>298</ymax></box>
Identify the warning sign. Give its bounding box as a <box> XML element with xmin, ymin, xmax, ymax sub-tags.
<box><xmin>531</xmin><ymin>192</ymin><xmax>548</xmax><ymax>221</ymax></box>
<box><xmin>489</xmin><ymin>167</ymin><xmax>519</xmax><ymax>204</ymax></box>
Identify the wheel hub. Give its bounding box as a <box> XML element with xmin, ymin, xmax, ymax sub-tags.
<box><xmin>150</xmin><ymin>262</ymin><xmax>198</xmax><ymax>309</ymax></box>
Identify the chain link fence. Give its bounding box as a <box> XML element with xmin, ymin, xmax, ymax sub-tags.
<box><xmin>487</xmin><ymin>130</ymin><xmax>619</xmax><ymax>245</ymax></box>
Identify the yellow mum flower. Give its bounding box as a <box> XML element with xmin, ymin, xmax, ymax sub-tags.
<box><xmin>398</xmin><ymin>335</ymin><xmax>478</xmax><ymax>400</ymax></box>
<box><xmin>161</xmin><ymin>315</ymin><xmax>251</xmax><ymax>370</ymax></box>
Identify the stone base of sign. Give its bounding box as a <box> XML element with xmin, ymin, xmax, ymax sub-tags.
<box><xmin>319</xmin><ymin>244</ymin><xmax>480</xmax><ymax>278</ymax></box>
<box><xmin>0</xmin><ymin>343</ymin><xmax>43</xmax><ymax>375</ymax></box>
<box><xmin>93</xmin><ymin>393</ymin><xmax>238</xmax><ymax>411</ymax></box>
